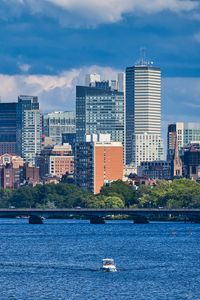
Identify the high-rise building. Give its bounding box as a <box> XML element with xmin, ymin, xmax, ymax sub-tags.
<box><xmin>117</xmin><ymin>73</ymin><xmax>125</xmax><ymax>93</ymax></box>
<box><xmin>138</xmin><ymin>161</ymin><xmax>172</xmax><ymax>180</ymax></box>
<box><xmin>167</xmin><ymin>122</ymin><xmax>200</xmax><ymax>160</ymax></box>
<box><xmin>43</xmin><ymin>111</ymin><xmax>76</xmax><ymax>144</ymax></box>
<box><xmin>85</xmin><ymin>73</ymin><xmax>101</xmax><ymax>87</ymax></box>
<box><xmin>125</xmin><ymin>59</ymin><xmax>163</xmax><ymax>166</ymax></box>
<box><xmin>16</xmin><ymin>95</ymin><xmax>42</xmax><ymax>166</ymax></box>
<box><xmin>75</xmin><ymin>134</ymin><xmax>123</xmax><ymax>194</ymax></box>
<box><xmin>0</xmin><ymin>103</ymin><xmax>17</xmax><ymax>155</ymax></box>
<box><xmin>76</xmin><ymin>86</ymin><xmax>124</xmax><ymax>145</ymax></box>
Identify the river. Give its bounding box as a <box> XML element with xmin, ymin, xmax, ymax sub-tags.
<box><xmin>0</xmin><ymin>219</ymin><xmax>199</xmax><ymax>300</ymax></box>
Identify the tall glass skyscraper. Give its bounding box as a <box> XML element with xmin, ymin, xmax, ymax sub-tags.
<box><xmin>16</xmin><ymin>95</ymin><xmax>42</xmax><ymax>166</ymax></box>
<box><xmin>43</xmin><ymin>111</ymin><xmax>76</xmax><ymax>144</ymax></box>
<box><xmin>76</xmin><ymin>86</ymin><xmax>124</xmax><ymax>145</ymax></box>
<box><xmin>0</xmin><ymin>103</ymin><xmax>17</xmax><ymax>154</ymax></box>
<box><xmin>126</xmin><ymin>62</ymin><xmax>163</xmax><ymax>166</ymax></box>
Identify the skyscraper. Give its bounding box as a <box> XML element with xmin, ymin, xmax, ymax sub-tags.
<box><xmin>125</xmin><ymin>57</ymin><xmax>163</xmax><ymax>166</ymax></box>
<box><xmin>16</xmin><ymin>95</ymin><xmax>42</xmax><ymax>166</ymax></box>
<box><xmin>117</xmin><ymin>73</ymin><xmax>125</xmax><ymax>93</ymax></box>
<box><xmin>43</xmin><ymin>111</ymin><xmax>76</xmax><ymax>144</ymax></box>
<box><xmin>167</xmin><ymin>122</ymin><xmax>200</xmax><ymax>160</ymax></box>
<box><xmin>75</xmin><ymin>134</ymin><xmax>123</xmax><ymax>194</ymax></box>
<box><xmin>0</xmin><ymin>103</ymin><xmax>17</xmax><ymax>155</ymax></box>
<box><xmin>76</xmin><ymin>85</ymin><xmax>124</xmax><ymax>145</ymax></box>
<box><xmin>85</xmin><ymin>73</ymin><xmax>101</xmax><ymax>87</ymax></box>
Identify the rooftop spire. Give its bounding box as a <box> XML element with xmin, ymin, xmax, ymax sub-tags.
<box><xmin>136</xmin><ymin>47</ymin><xmax>154</xmax><ymax>66</ymax></box>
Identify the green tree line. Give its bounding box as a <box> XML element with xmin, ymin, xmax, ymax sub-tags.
<box><xmin>0</xmin><ymin>178</ymin><xmax>200</xmax><ymax>209</ymax></box>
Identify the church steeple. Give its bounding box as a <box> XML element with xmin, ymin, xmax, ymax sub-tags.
<box><xmin>172</xmin><ymin>134</ymin><xmax>182</xmax><ymax>177</ymax></box>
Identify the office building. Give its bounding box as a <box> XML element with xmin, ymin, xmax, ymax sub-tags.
<box><xmin>85</xmin><ymin>73</ymin><xmax>125</xmax><ymax>92</ymax></box>
<box><xmin>182</xmin><ymin>142</ymin><xmax>200</xmax><ymax>180</ymax></box>
<box><xmin>16</xmin><ymin>95</ymin><xmax>42</xmax><ymax>166</ymax></box>
<box><xmin>85</xmin><ymin>73</ymin><xmax>101</xmax><ymax>87</ymax></box>
<box><xmin>117</xmin><ymin>73</ymin><xmax>125</xmax><ymax>93</ymax></box>
<box><xmin>138</xmin><ymin>161</ymin><xmax>172</xmax><ymax>180</ymax></box>
<box><xmin>125</xmin><ymin>59</ymin><xmax>163</xmax><ymax>166</ymax></box>
<box><xmin>75</xmin><ymin>134</ymin><xmax>123</xmax><ymax>194</ymax></box>
<box><xmin>44</xmin><ymin>111</ymin><xmax>76</xmax><ymax>144</ymax></box>
<box><xmin>49</xmin><ymin>145</ymin><xmax>74</xmax><ymax>178</ymax></box>
<box><xmin>23</xmin><ymin>164</ymin><xmax>40</xmax><ymax>186</ymax></box>
<box><xmin>0</xmin><ymin>103</ymin><xmax>17</xmax><ymax>155</ymax></box>
<box><xmin>0</xmin><ymin>154</ymin><xmax>24</xmax><ymax>189</ymax></box>
<box><xmin>76</xmin><ymin>86</ymin><xmax>124</xmax><ymax>145</ymax></box>
<box><xmin>62</xmin><ymin>133</ymin><xmax>76</xmax><ymax>155</ymax></box>
<box><xmin>36</xmin><ymin>144</ymin><xmax>74</xmax><ymax>178</ymax></box>
<box><xmin>167</xmin><ymin>122</ymin><xmax>200</xmax><ymax>160</ymax></box>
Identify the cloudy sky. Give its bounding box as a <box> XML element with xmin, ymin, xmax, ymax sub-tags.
<box><xmin>0</xmin><ymin>0</ymin><xmax>200</xmax><ymax>135</ymax></box>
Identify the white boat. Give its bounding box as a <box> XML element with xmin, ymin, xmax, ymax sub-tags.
<box><xmin>101</xmin><ymin>258</ymin><xmax>117</xmax><ymax>272</ymax></box>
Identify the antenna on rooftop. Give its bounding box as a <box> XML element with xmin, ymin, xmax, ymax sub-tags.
<box><xmin>140</xmin><ymin>47</ymin><xmax>146</xmax><ymax>65</ymax></box>
<box><xmin>136</xmin><ymin>47</ymin><xmax>153</xmax><ymax>66</ymax></box>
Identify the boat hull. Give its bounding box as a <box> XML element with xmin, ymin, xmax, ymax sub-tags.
<box><xmin>101</xmin><ymin>266</ymin><xmax>117</xmax><ymax>272</ymax></box>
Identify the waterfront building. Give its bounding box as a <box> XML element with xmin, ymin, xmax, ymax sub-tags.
<box><xmin>182</xmin><ymin>142</ymin><xmax>200</xmax><ymax>180</ymax></box>
<box><xmin>0</xmin><ymin>154</ymin><xmax>24</xmax><ymax>189</ymax></box>
<box><xmin>16</xmin><ymin>95</ymin><xmax>42</xmax><ymax>166</ymax></box>
<box><xmin>138</xmin><ymin>160</ymin><xmax>172</xmax><ymax>180</ymax></box>
<box><xmin>76</xmin><ymin>85</ymin><xmax>124</xmax><ymax>146</ymax></box>
<box><xmin>0</xmin><ymin>154</ymin><xmax>24</xmax><ymax>169</ymax></box>
<box><xmin>75</xmin><ymin>134</ymin><xmax>123</xmax><ymax>194</ymax></box>
<box><xmin>43</xmin><ymin>111</ymin><xmax>76</xmax><ymax>145</ymax></box>
<box><xmin>0</xmin><ymin>103</ymin><xmax>17</xmax><ymax>155</ymax></box>
<box><xmin>49</xmin><ymin>144</ymin><xmax>74</xmax><ymax>177</ymax></box>
<box><xmin>23</xmin><ymin>164</ymin><xmax>40</xmax><ymax>186</ymax></box>
<box><xmin>167</xmin><ymin>122</ymin><xmax>200</xmax><ymax>160</ymax></box>
<box><xmin>36</xmin><ymin>144</ymin><xmax>74</xmax><ymax>179</ymax></box>
<box><xmin>125</xmin><ymin>58</ymin><xmax>163</xmax><ymax>166</ymax></box>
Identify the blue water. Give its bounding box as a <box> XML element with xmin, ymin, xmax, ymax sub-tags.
<box><xmin>0</xmin><ymin>219</ymin><xmax>199</xmax><ymax>300</ymax></box>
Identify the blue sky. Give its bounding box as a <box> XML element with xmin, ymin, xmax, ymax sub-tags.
<box><xmin>0</xmin><ymin>0</ymin><xmax>200</xmax><ymax>133</ymax></box>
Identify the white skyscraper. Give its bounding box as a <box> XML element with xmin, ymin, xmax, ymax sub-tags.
<box><xmin>17</xmin><ymin>95</ymin><xmax>42</xmax><ymax>166</ymax></box>
<box><xmin>117</xmin><ymin>73</ymin><xmax>125</xmax><ymax>93</ymax></box>
<box><xmin>85</xmin><ymin>73</ymin><xmax>101</xmax><ymax>87</ymax></box>
<box><xmin>125</xmin><ymin>58</ymin><xmax>163</xmax><ymax>167</ymax></box>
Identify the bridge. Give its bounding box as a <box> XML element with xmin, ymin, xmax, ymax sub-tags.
<box><xmin>1</xmin><ymin>208</ymin><xmax>200</xmax><ymax>224</ymax></box>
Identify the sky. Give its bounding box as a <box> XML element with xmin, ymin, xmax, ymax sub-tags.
<box><xmin>0</xmin><ymin>0</ymin><xmax>200</xmax><ymax>137</ymax></box>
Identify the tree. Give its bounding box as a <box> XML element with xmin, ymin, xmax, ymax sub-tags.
<box><xmin>0</xmin><ymin>188</ymin><xmax>13</xmax><ymax>208</ymax></box>
<box><xmin>104</xmin><ymin>196</ymin><xmax>124</xmax><ymax>208</ymax></box>
<box><xmin>100</xmin><ymin>180</ymin><xmax>136</xmax><ymax>207</ymax></box>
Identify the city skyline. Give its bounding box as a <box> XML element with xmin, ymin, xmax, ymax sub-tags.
<box><xmin>0</xmin><ymin>0</ymin><xmax>199</xmax><ymax>130</ymax></box>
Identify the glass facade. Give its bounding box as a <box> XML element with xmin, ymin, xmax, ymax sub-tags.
<box><xmin>76</xmin><ymin>86</ymin><xmax>124</xmax><ymax>146</ymax></box>
<box><xmin>44</xmin><ymin>111</ymin><xmax>76</xmax><ymax>144</ymax></box>
<box><xmin>17</xmin><ymin>95</ymin><xmax>41</xmax><ymax>166</ymax></box>
<box><xmin>167</xmin><ymin>122</ymin><xmax>200</xmax><ymax>159</ymax></box>
<box><xmin>0</xmin><ymin>103</ymin><xmax>17</xmax><ymax>154</ymax></box>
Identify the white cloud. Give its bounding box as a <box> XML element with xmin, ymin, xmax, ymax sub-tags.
<box><xmin>0</xmin><ymin>66</ymin><xmax>121</xmax><ymax>112</ymax></box>
<box><xmin>0</xmin><ymin>65</ymin><xmax>199</xmax><ymax>125</ymax></box>
<box><xmin>18</xmin><ymin>63</ymin><xmax>31</xmax><ymax>72</ymax></box>
<box><xmin>4</xmin><ymin>0</ymin><xmax>199</xmax><ymax>26</ymax></box>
